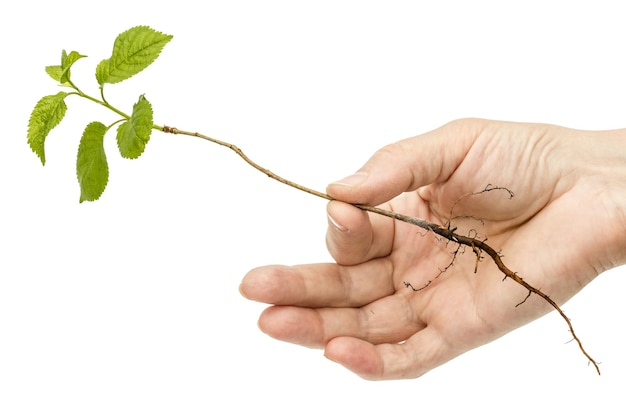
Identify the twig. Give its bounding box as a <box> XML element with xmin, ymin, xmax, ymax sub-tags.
<box><xmin>162</xmin><ymin>126</ymin><xmax>600</xmax><ymax>375</ymax></box>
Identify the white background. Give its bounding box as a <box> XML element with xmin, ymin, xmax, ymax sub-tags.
<box><xmin>2</xmin><ymin>1</ymin><xmax>625</xmax><ymax>415</ymax></box>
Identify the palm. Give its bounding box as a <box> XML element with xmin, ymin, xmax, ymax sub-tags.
<box><xmin>362</xmin><ymin>192</ymin><xmax>562</xmax><ymax>371</ymax></box>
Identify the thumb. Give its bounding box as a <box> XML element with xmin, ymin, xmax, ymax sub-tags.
<box><xmin>326</xmin><ymin>119</ymin><xmax>483</xmax><ymax>206</ymax></box>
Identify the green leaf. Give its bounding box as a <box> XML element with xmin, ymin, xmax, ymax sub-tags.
<box><xmin>46</xmin><ymin>50</ymin><xmax>86</xmax><ymax>84</ymax></box>
<box><xmin>116</xmin><ymin>95</ymin><xmax>154</xmax><ymax>159</ymax></box>
<box><xmin>45</xmin><ymin>50</ymin><xmax>66</xmax><ymax>82</ymax></box>
<box><xmin>96</xmin><ymin>26</ymin><xmax>173</xmax><ymax>85</ymax></box>
<box><xmin>60</xmin><ymin>50</ymin><xmax>87</xmax><ymax>84</ymax></box>
<box><xmin>76</xmin><ymin>122</ymin><xmax>109</xmax><ymax>203</ymax></box>
<box><xmin>45</xmin><ymin>65</ymin><xmax>63</xmax><ymax>82</ymax></box>
<box><xmin>27</xmin><ymin>92</ymin><xmax>69</xmax><ymax>165</ymax></box>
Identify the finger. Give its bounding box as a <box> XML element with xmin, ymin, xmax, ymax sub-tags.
<box><xmin>325</xmin><ymin>327</ymin><xmax>455</xmax><ymax>380</ymax></box>
<box><xmin>326</xmin><ymin>119</ymin><xmax>482</xmax><ymax>206</ymax></box>
<box><xmin>326</xmin><ymin>200</ymin><xmax>394</xmax><ymax>265</ymax></box>
<box><xmin>239</xmin><ymin>260</ymin><xmax>395</xmax><ymax>308</ymax></box>
<box><xmin>256</xmin><ymin>306</ymin><xmax>359</xmax><ymax>348</ymax></box>
<box><xmin>256</xmin><ymin>291</ymin><xmax>425</xmax><ymax>348</ymax></box>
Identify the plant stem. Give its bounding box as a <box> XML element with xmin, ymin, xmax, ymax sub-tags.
<box><xmin>76</xmin><ymin>90</ymin><xmax>131</xmax><ymax>120</ymax></box>
<box><xmin>161</xmin><ymin>125</ymin><xmax>600</xmax><ymax>375</ymax></box>
<box><xmin>161</xmin><ymin>127</ymin><xmax>332</xmax><ymax>201</ymax></box>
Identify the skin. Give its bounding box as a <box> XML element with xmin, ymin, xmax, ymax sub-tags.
<box><xmin>239</xmin><ymin>118</ymin><xmax>626</xmax><ymax>380</ymax></box>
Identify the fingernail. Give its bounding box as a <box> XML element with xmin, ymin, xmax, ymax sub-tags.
<box><xmin>331</xmin><ymin>172</ymin><xmax>368</xmax><ymax>188</ymax></box>
<box><xmin>327</xmin><ymin>213</ymin><xmax>348</xmax><ymax>232</ymax></box>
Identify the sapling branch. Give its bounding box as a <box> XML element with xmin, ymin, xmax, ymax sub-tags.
<box><xmin>27</xmin><ymin>25</ymin><xmax>601</xmax><ymax>375</ymax></box>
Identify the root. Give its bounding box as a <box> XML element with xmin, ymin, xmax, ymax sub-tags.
<box><xmin>360</xmin><ymin>198</ymin><xmax>600</xmax><ymax>374</ymax></box>
<box><xmin>446</xmin><ymin>184</ymin><xmax>515</xmax><ymax>227</ymax></box>
<box><xmin>405</xmin><ymin>242</ymin><xmax>463</xmax><ymax>291</ymax></box>
<box><xmin>515</xmin><ymin>290</ymin><xmax>533</xmax><ymax>308</ymax></box>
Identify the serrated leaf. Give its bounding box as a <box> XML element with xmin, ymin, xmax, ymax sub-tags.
<box><xmin>60</xmin><ymin>50</ymin><xmax>87</xmax><ymax>84</ymax></box>
<box><xmin>46</xmin><ymin>50</ymin><xmax>67</xmax><ymax>82</ymax></box>
<box><xmin>27</xmin><ymin>92</ymin><xmax>69</xmax><ymax>165</ymax></box>
<box><xmin>96</xmin><ymin>26</ymin><xmax>172</xmax><ymax>85</ymax></box>
<box><xmin>45</xmin><ymin>50</ymin><xmax>86</xmax><ymax>84</ymax></box>
<box><xmin>116</xmin><ymin>95</ymin><xmax>154</xmax><ymax>159</ymax></box>
<box><xmin>76</xmin><ymin>122</ymin><xmax>109</xmax><ymax>203</ymax></box>
<box><xmin>45</xmin><ymin>65</ymin><xmax>63</xmax><ymax>82</ymax></box>
<box><xmin>95</xmin><ymin>61</ymin><xmax>108</xmax><ymax>87</ymax></box>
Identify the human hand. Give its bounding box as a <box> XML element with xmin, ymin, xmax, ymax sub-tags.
<box><xmin>240</xmin><ymin>119</ymin><xmax>626</xmax><ymax>379</ymax></box>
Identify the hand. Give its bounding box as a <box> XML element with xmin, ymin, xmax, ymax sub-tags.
<box><xmin>239</xmin><ymin>119</ymin><xmax>626</xmax><ymax>379</ymax></box>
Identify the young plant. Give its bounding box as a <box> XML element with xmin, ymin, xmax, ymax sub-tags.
<box><xmin>28</xmin><ymin>26</ymin><xmax>171</xmax><ymax>202</ymax></box>
<box><xmin>27</xmin><ymin>25</ymin><xmax>600</xmax><ymax>375</ymax></box>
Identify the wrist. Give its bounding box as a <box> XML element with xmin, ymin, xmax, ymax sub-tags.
<box><xmin>576</xmin><ymin>128</ymin><xmax>626</xmax><ymax>268</ymax></box>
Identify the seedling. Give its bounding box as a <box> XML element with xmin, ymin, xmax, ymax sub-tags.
<box><xmin>27</xmin><ymin>26</ymin><xmax>600</xmax><ymax>374</ymax></box>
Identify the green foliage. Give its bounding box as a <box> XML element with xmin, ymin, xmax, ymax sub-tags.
<box><xmin>77</xmin><ymin>122</ymin><xmax>109</xmax><ymax>203</ymax></box>
<box><xmin>46</xmin><ymin>50</ymin><xmax>87</xmax><ymax>85</ymax></box>
<box><xmin>27</xmin><ymin>92</ymin><xmax>69</xmax><ymax>165</ymax></box>
<box><xmin>116</xmin><ymin>95</ymin><xmax>154</xmax><ymax>159</ymax></box>
<box><xmin>27</xmin><ymin>26</ymin><xmax>172</xmax><ymax>202</ymax></box>
<box><xmin>96</xmin><ymin>26</ymin><xmax>173</xmax><ymax>86</ymax></box>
